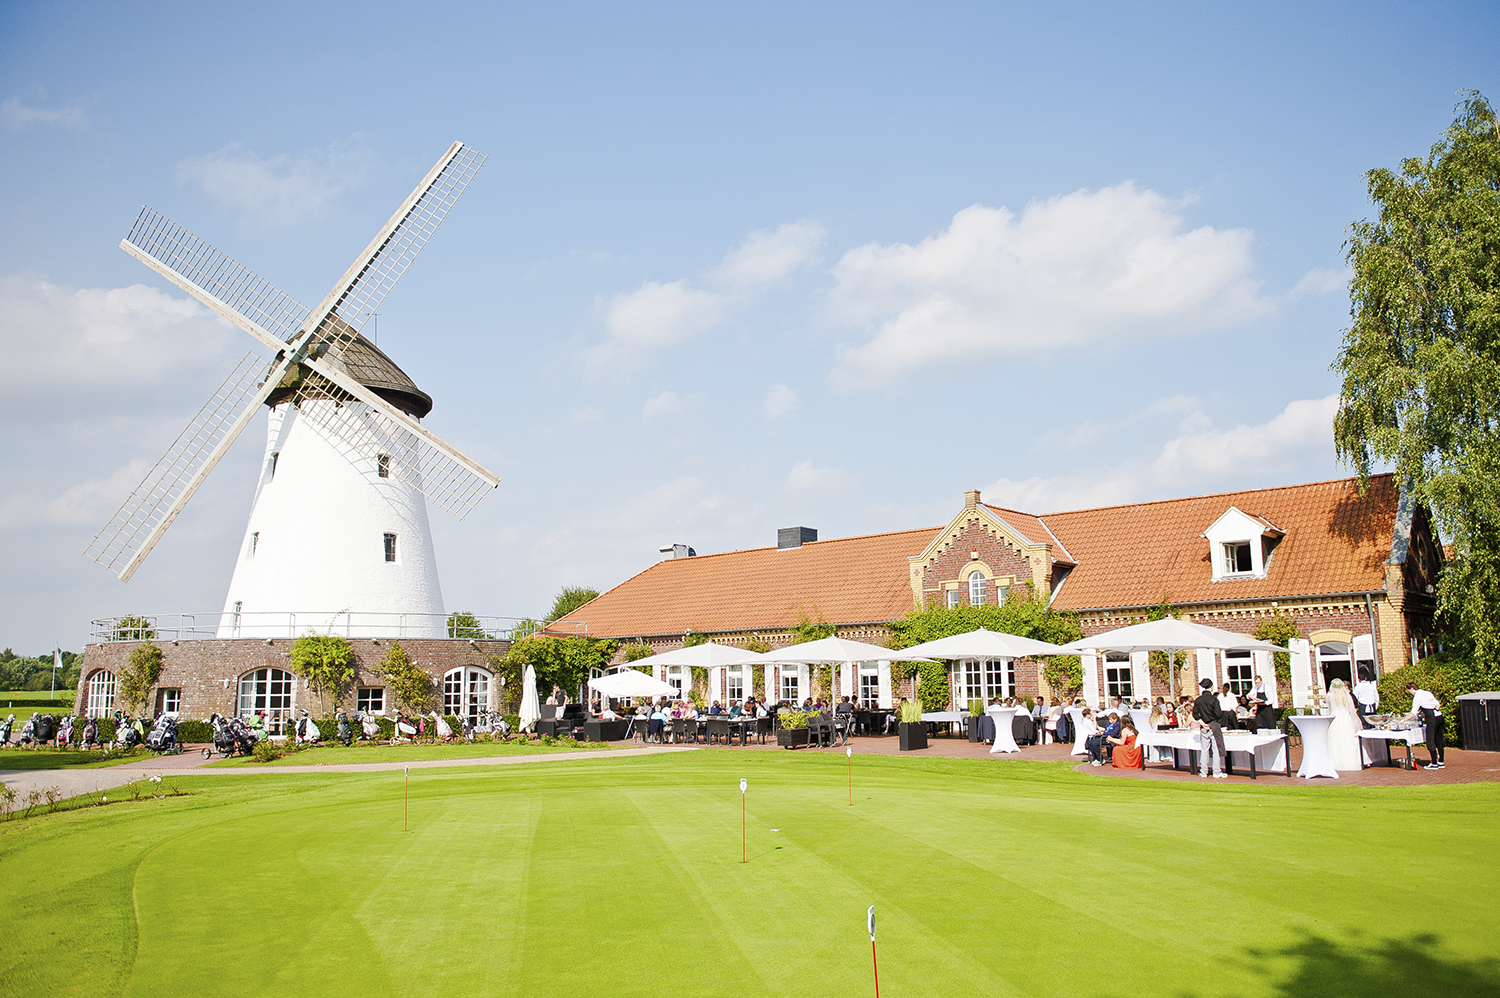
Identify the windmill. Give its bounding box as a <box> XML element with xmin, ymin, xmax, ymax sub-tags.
<box><xmin>85</xmin><ymin>142</ymin><xmax>499</xmax><ymax>638</ymax></box>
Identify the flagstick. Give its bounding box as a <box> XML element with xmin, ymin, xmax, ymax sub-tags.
<box><xmin>871</xmin><ymin>939</ymin><xmax>880</xmax><ymax>998</ymax></box>
<box><xmin>847</xmin><ymin>746</ymin><xmax>853</xmax><ymax>805</ymax></box>
<box><xmin>740</xmin><ymin>777</ymin><xmax>747</xmax><ymax>863</ymax></box>
<box><xmin>404</xmin><ymin>766</ymin><xmax>409</xmax><ymax>832</ymax></box>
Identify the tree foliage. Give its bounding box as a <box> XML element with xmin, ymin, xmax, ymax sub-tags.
<box><xmin>548</xmin><ymin>586</ymin><xmax>600</xmax><ymax>621</ymax></box>
<box><xmin>118</xmin><ymin>643</ymin><xmax>163</xmax><ymax>714</ymax></box>
<box><xmin>290</xmin><ymin>635</ymin><xmax>355</xmax><ymax>710</ymax></box>
<box><xmin>499</xmin><ymin>635</ymin><xmax>619</xmax><ymax>705</ymax></box>
<box><xmin>111</xmin><ymin>615</ymin><xmax>156</xmax><ymax>642</ymax></box>
<box><xmin>377</xmin><ymin>640</ymin><xmax>436</xmax><ymax>713</ymax></box>
<box><xmin>447</xmin><ymin>611</ymin><xmax>488</xmax><ymax>639</ymax></box>
<box><xmin>0</xmin><ymin>649</ymin><xmax>81</xmax><ymax>692</ymax></box>
<box><xmin>1334</xmin><ymin>91</ymin><xmax>1500</xmax><ymax>666</ymax></box>
<box><xmin>1144</xmin><ymin>596</ymin><xmax>1189</xmax><ymax>684</ymax></box>
<box><xmin>1254</xmin><ymin>610</ymin><xmax>1301</xmax><ymax>683</ymax></box>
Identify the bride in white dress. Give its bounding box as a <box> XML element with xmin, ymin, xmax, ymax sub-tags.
<box><xmin>1327</xmin><ymin>679</ymin><xmax>1363</xmax><ymax>770</ymax></box>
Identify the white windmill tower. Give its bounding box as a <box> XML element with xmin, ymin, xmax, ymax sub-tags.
<box><xmin>85</xmin><ymin>142</ymin><xmax>498</xmax><ymax>639</ymax></box>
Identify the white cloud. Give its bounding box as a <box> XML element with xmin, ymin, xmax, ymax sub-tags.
<box><xmin>641</xmin><ymin>389</ymin><xmax>703</xmax><ymax>420</ymax></box>
<box><xmin>983</xmin><ymin>394</ymin><xmax>1339</xmax><ymax>513</ymax></box>
<box><xmin>175</xmin><ymin>139</ymin><xmax>371</xmax><ymax>228</ymax></box>
<box><xmin>1290</xmin><ymin>266</ymin><xmax>1350</xmax><ymax>300</ymax></box>
<box><xmin>708</xmin><ymin>222</ymin><xmax>825</xmax><ymax>290</ymax></box>
<box><xmin>1152</xmin><ymin>394</ymin><xmax>1338</xmax><ymax>481</ymax></box>
<box><xmin>570</xmin><ymin>406</ymin><xmax>604</xmax><ymax>425</ymax></box>
<box><xmin>828</xmin><ymin>183</ymin><xmax>1269</xmax><ymax>388</ymax></box>
<box><xmin>0</xmin><ymin>460</ymin><xmax>147</xmax><ymax>529</ymax></box>
<box><xmin>589</xmin><ymin>221</ymin><xmax>824</xmax><ymax>371</ymax></box>
<box><xmin>0</xmin><ymin>274</ymin><xmax>236</xmax><ymax>414</ymax></box>
<box><xmin>786</xmin><ymin>460</ymin><xmax>858</xmax><ymax>493</ymax></box>
<box><xmin>763</xmin><ymin>383</ymin><xmax>800</xmax><ymax>419</ymax></box>
<box><xmin>1</xmin><ymin>96</ymin><xmax>86</xmax><ymax>130</ymax></box>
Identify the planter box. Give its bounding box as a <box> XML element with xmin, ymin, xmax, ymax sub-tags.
<box><xmin>898</xmin><ymin>722</ymin><xmax>927</xmax><ymax>752</ymax></box>
<box><xmin>967</xmin><ymin>718</ymin><xmax>982</xmax><ymax>742</ymax></box>
<box><xmin>776</xmin><ymin>727</ymin><xmax>810</xmax><ymax>749</ymax></box>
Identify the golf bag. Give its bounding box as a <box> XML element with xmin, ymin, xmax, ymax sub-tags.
<box><xmin>18</xmin><ymin>715</ymin><xmax>36</xmax><ymax>747</ymax></box>
<box><xmin>483</xmin><ymin>711</ymin><xmax>511</xmax><ymax>739</ymax></box>
<box><xmin>294</xmin><ymin>712</ymin><xmax>320</xmax><ymax>745</ymax></box>
<box><xmin>433</xmin><ymin>713</ymin><xmax>455</xmax><ymax>742</ymax></box>
<box><xmin>146</xmin><ymin>714</ymin><xmax>179</xmax><ymax>754</ymax></box>
<box><xmin>358</xmin><ymin>711</ymin><xmax>382</xmax><ymax>741</ymax></box>
<box><xmin>1</xmin><ymin>714</ymin><xmax>13</xmax><ymax>746</ymax></box>
<box><xmin>34</xmin><ymin>714</ymin><xmax>55</xmax><ymax>744</ymax></box>
<box><xmin>119</xmin><ymin>717</ymin><xmax>145</xmax><ymax>749</ymax></box>
<box><xmin>206</xmin><ymin>713</ymin><xmax>252</xmax><ymax>758</ymax></box>
<box><xmin>81</xmin><ymin>717</ymin><xmax>98</xmax><ymax>749</ymax></box>
<box><xmin>56</xmin><ymin>715</ymin><xmax>75</xmax><ymax>747</ymax></box>
<box><xmin>335</xmin><ymin>710</ymin><xmax>352</xmax><ymax>747</ymax></box>
<box><xmin>393</xmin><ymin>714</ymin><xmax>418</xmax><ymax>742</ymax></box>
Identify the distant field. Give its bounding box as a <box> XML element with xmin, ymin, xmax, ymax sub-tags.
<box><xmin>1</xmin><ymin>752</ymin><xmax>1496</xmax><ymax>997</ymax></box>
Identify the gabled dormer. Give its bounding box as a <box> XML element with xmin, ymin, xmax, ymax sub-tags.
<box><xmin>1202</xmin><ymin>506</ymin><xmax>1284</xmax><ymax>581</ymax></box>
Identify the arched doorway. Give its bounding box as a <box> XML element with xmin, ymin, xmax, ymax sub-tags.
<box><xmin>443</xmin><ymin>667</ymin><xmax>492</xmax><ymax>723</ymax></box>
<box><xmin>239</xmin><ymin>667</ymin><xmax>295</xmax><ymax>735</ymax></box>
<box><xmin>85</xmin><ymin>670</ymin><xmax>117</xmax><ymax>718</ymax></box>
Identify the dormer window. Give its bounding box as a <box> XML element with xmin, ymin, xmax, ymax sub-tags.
<box><xmin>1223</xmin><ymin>542</ymin><xmax>1253</xmax><ymax>574</ymax></box>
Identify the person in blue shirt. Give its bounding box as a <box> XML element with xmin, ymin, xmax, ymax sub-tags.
<box><xmin>1088</xmin><ymin>712</ymin><xmax>1121</xmax><ymax>765</ymax></box>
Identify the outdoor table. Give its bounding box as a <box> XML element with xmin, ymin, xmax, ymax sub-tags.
<box><xmin>1290</xmin><ymin>714</ymin><xmax>1339</xmax><ymax>779</ymax></box>
<box><xmin>921</xmin><ymin>710</ymin><xmax>967</xmax><ymax>736</ymax></box>
<box><xmin>1135</xmin><ymin>730</ymin><xmax>1291</xmax><ymax>779</ymax></box>
<box><xmin>1066</xmin><ymin>707</ymin><xmax>1089</xmax><ymax>757</ymax></box>
<box><xmin>1358</xmin><ymin>727</ymin><xmax>1425</xmax><ymax>770</ymax></box>
<box><xmin>987</xmin><ymin>706</ymin><xmax>1020</xmax><ymax>754</ymax></box>
<box><xmin>582</xmin><ymin>718</ymin><xmax>629</xmax><ymax>742</ymax></box>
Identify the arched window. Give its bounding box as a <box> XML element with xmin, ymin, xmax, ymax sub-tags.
<box><xmin>444</xmin><ymin>667</ymin><xmax>492</xmax><ymax>722</ymax></box>
<box><xmin>85</xmin><ymin>670</ymin><xmax>116</xmax><ymax>718</ymax></box>
<box><xmin>969</xmin><ymin>573</ymin><xmax>987</xmax><ymax>606</ymax></box>
<box><xmin>239</xmin><ymin>667</ymin><xmax>294</xmax><ymax>735</ymax></box>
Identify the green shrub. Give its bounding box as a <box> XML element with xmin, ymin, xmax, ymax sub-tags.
<box><xmin>502</xmin><ymin>713</ymin><xmax>519</xmax><ymax>732</ymax></box>
<box><xmin>968</xmin><ymin>700</ymin><xmax>984</xmax><ymax>717</ymax></box>
<box><xmin>374</xmin><ymin>718</ymin><xmax>395</xmax><ymax>740</ymax></box>
<box><xmin>899</xmin><ymin>700</ymin><xmax>923</xmax><ymax>724</ymax></box>
<box><xmin>118</xmin><ymin>644</ymin><xmax>163</xmax><ymax>714</ymax></box>
<box><xmin>95</xmin><ymin>718</ymin><xmax>116</xmax><ymax>744</ymax></box>
<box><xmin>442</xmin><ymin>714</ymin><xmax>463</xmax><ymax>736</ymax></box>
<box><xmin>176</xmin><ymin>720</ymin><xmax>212</xmax><ymax>743</ymax></box>
<box><xmin>1376</xmin><ymin>653</ymin><xmax>1497</xmax><ymax>746</ymax></box>
<box><xmin>251</xmin><ymin>740</ymin><xmax>281</xmax><ymax>763</ymax></box>
<box><xmin>312</xmin><ymin>718</ymin><xmax>340</xmax><ymax>742</ymax></box>
<box><xmin>777</xmin><ymin>710</ymin><xmax>809</xmax><ymax>729</ymax></box>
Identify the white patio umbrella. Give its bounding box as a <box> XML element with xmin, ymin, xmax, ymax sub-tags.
<box><xmin>896</xmin><ymin>627</ymin><xmax>1070</xmax><ymax>660</ymax></box>
<box><xmin>518</xmin><ymin>663</ymin><xmax>541</xmax><ymax>733</ymax></box>
<box><xmin>1058</xmin><ymin>617</ymin><xmax>1288</xmax><ymax>701</ymax></box>
<box><xmin>587</xmin><ymin>669</ymin><xmax>679</xmax><ymax>700</ymax></box>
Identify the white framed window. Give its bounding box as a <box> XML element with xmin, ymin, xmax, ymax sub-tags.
<box><xmin>383</xmin><ymin>533</ymin><xmax>397</xmax><ymax>563</ymax></box>
<box><xmin>725</xmin><ymin>667</ymin><xmax>744</xmax><ymax>703</ymax></box>
<box><xmin>443</xmin><ymin>668</ymin><xmax>491</xmax><ymax>721</ymax></box>
<box><xmin>377</xmin><ymin>453</ymin><xmax>391</xmax><ymax>478</ymax></box>
<box><xmin>946</xmin><ymin>589</ymin><xmax>961</xmax><ymax>608</ymax></box>
<box><xmin>1104</xmin><ymin>652</ymin><xmax>1133</xmax><ymax>701</ymax></box>
<box><xmin>1316</xmin><ymin>642</ymin><xmax>1352</xmax><ymax>690</ymax></box>
<box><xmin>1224</xmin><ymin>651</ymin><xmax>1254</xmax><ymax>694</ymax></box>
<box><xmin>960</xmin><ymin>661</ymin><xmax>983</xmax><ymax>707</ymax></box>
<box><xmin>997</xmin><ymin>587</ymin><xmax>1009</xmax><ymax>607</ymax></box>
<box><xmin>780</xmin><ymin>669</ymin><xmax>800</xmax><ymax>703</ymax></box>
<box><xmin>666</xmin><ymin>665</ymin><xmax>688</xmax><ymax>699</ymax></box>
<box><xmin>86</xmin><ymin>670</ymin><xmax>116</xmax><ymax>719</ymax></box>
<box><xmin>969</xmin><ymin>573</ymin><xmax>986</xmax><ymax>606</ymax></box>
<box><xmin>1223</xmin><ymin>542</ymin><xmax>1253</xmax><ymax>574</ymax></box>
<box><xmin>157</xmin><ymin>688</ymin><xmax>181</xmax><ymax>716</ymax></box>
<box><xmin>239</xmin><ymin>668</ymin><xmax>294</xmax><ymax>735</ymax></box>
<box><xmin>357</xmin><ymin>687</ymin><xmax>385</xmax><ymax>714</ymax></box>
<box><xmin>859</xmin><ymin>666</ymin><xmax>879</xmax><ymax>708</ymax></box>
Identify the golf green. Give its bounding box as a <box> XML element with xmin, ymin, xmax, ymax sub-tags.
<box><xmin>3</xmin><ymin>752</ymin><xmax>1497</xmax><ymax>997</ymax></box>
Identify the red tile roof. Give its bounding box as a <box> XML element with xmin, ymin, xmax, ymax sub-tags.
<box><xmin>1042</xmin><ymin>475</ymin><xmax>1399</xmax><ymax>610</ymax></box>
<box><xmin>553</xmin><ymin>527</ymin><xmax>942</xmax><ymax>639</ymax></box>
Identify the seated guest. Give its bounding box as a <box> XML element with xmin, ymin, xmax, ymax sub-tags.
<box><xmin>648</xmin><ymin>704</ymin><xmax>666</xmax><ymax>739</ymax></box>
<box><xmin>1110</xmin><ymin>719</ymin><xmax>1142</xmax><ymax>768</ymax></box>
<box><xmin>600</xmin><ymin>703</ymin><xmax>618</xmax><ymax>721</ymax></box>
<box><xmin>1088</xmin><ymin>712</ymin><xmax>1121</xmax><ymax>766</ymax></box>
<box><xmin>1045</xmin><ymin>700</ymin><xmax>1062</xmax><ymax>744</ymax></box>
<box><xmin>836</xmin><ymin>696</ymin><xmax>853</xmax><ymax>715</ymax></box>
<box><xmin>1218</xmin><ymin>684</ymin><xmax>1241</xmax><ymax>730</ymax></box>
<box><xmin>1077</xmin><ymin>707</ymin><xmax>1098</xmax><ymax>756</ymax></box>
<box><xmin>709</xmin><ymin>701</ymin><xmax>723</xmax><ymax>715</ymax></box>
<box><xmin>729</xmin><ymin>700</ymin><xmax>743</xmax><ymax>718</ymax></box>
<box><xmin>683</xmin><ymin>701</ymin><xmax>699</xmax><ymax>720</ymax></box>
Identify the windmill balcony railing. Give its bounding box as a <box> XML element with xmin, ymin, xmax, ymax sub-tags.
<box><xmin>90</xmin><ymin>612</ymin><xmax>587</xmax><ymax>644</ymax></box>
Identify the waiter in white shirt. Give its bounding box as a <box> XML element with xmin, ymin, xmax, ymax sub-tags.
<box><xmin>1353</xmin><ymin>667</ymin><xmax>1380</xmax><ymax>719</ymax></box>
<box><xmin>1406</xmin><ymin>681</ymin><xmax>1444</xmax><ymax>769</ymax></box>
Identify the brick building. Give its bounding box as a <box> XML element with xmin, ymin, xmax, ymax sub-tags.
<box><xmin>554</xmin><ymin>474</ymin><xmax>1441</xmax><ymax>709</ymax></box>
<box><xmin>74</xmin><ymin>636</ymin><xmax>510</xmax><ymax>732</ymax></box>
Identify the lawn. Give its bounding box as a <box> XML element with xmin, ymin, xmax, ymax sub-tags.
<box><xmin>205</xmin><ymin>738</ymin><xmax>613</xmax><ymax>767</ymax></box>
<box><xmin>0</xmin><ymin>748</ymin><xmax>164</xmax><ymax>771</ymax></box>
<box><xmin>1</xmin><ymin>752</ymin><xmax>1496</xmax><ymax>997</ymax></box>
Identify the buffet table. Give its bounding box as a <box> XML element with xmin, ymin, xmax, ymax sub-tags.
<box><xmin>1135</xmin><ymin>729</ymin><xmax>1290</xmax><ymax>779</ymax></box>
<box><xmin>1357</xmin><ymin>727</ymin><xmax>1426</xmax><ymax>770</ymax></box>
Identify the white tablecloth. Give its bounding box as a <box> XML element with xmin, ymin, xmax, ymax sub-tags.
<box><xmin>920</xmin><ymin>711</ymin><xmax>968</xmax><ymax>724</ymax></box>
<box><xmin>986</xmin><ymin>706</ymin><xmax>1020</xmax><ymax>754</ymax></box>
<box><xmin>1358</xmin><ymin>727</ymin><xmax>1425</xmax><ymax>767</ymax></box>
<box><xmin>1136</xmin><ymin>729</ymin><xmax>1288</xmax><ymax>775</ymax></box>
<box><xmin>1290</xmin><ymin>714</ymin><xmax>1338</xmax><ymax>779</ymax></box>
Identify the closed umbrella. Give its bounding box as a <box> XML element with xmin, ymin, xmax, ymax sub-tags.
<box><xmin>519</xmin><ymin>663</ymin><xmax>541</xmax><ymax>733</ymax></box>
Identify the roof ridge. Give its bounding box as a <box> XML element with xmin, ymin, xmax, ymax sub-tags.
<box><xmin>1037</xmin><ymin>473</ymin><xmax>1391</xmax><ymax>517</ymax></box>
<box><xmin>637</xmin><ymin>524</ymin><xmax>945</xmax><ymax>566</ymax></box>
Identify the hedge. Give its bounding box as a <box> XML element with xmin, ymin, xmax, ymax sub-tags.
<box><xmin>1375</xmin><ymin>653</ymin><xmax>1497</xmax><ymax>747</ymax></box>
<box><xmin>176</xmin><ymin>720</ymin><xmax>213</xmax><ymax>743</ymax></box>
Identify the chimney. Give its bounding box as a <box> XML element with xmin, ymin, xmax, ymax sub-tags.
<box><xmin>659</xmin><ymin>543</ymin><xmax>696</xmax><ymax>560</ymax></box>
<box><xmin>964</xmin><ymin>489</ymin><xmax>981</xmax><ymax>510</ymax></box>
<box><xmin>778</xmin><ymin>526</ymin><xmax>817</xmax><ymax>550</ymax></box>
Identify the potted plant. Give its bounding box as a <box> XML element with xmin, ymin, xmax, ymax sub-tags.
<box><xmin>898</xmin><ymin>700</ymin><xmax>927</xmax><ymax>751</ymax></box>
<box><xmin>776</xmin><ymin>709</ymin><xmax>810</xmax><ymax>749</ymax></box>
<box><xmin>967</xmin><ymin>700</ymin><xmax>984</xmax><ymax>742</ymax></box>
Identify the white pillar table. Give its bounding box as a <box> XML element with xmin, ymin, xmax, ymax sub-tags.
<box><xmin>1067</xmin><ymin>707</ymin><xmax>1089</xmax><ymax>757</ymax></box>
<box><xmin>987</xmin><ymin>706</ymin><xmax>1021</xmax><ymax>754</ymax></box>
<box><xmin>1290</xmin><ymin>714</ymin><xmax>1339</xmax><ymax>779</ymax></box>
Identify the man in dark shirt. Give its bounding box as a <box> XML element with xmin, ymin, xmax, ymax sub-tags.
<box><xmin>1192</xmin><ymin>677</ymin><xmax>1227</xmax><ymax>779</ymax></box>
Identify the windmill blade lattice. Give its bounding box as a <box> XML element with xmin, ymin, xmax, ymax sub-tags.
<box><xmin>285</xmin><ymin>370</ymin><xmax>494</xmax><ymax>519</ymax></box>
<box><xmin>308</xmin><ymin>143</ymin><xmax>487</xmax><ymax>357</ymax></box>
<box><xmin>124</xmin><ymin>208</ymin><xmax>311</xmax><ymax>344</ymax></box>
<box><xmin>84</xmin><ymin>350</ymin><xmax>276</xmax><ymax>578</ymax></box>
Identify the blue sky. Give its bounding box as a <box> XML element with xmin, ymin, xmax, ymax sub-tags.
<box><xmin>2</xmin><ymin>1</ymin><xmax>1496</xmax><ymax>652</ymax></box>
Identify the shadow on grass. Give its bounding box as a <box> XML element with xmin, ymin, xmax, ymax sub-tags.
<box><xmin>0</xmin><ymin>749</ymin><xmax>146</xmax><ymax>771</ymax></box>
<box><xmin>1218</xmin><ymin>932</ymin><xmax>1500</xmax><ymax>997</ymax></box>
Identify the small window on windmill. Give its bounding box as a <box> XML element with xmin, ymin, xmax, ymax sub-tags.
<box><xmin>270</xmin><ymin>452</ymin><xmax>279</xmax><ymax>480</ymax></box>
<box><xmin>250</xmin><ymin>532</ymin><xmax>259</xmax><ymax>559</ymax></box>
<box><xmin>384</xmin><ymin>533</ymin><xmax>397</xmax><ymax>563</ymax></box>
<box><xmin>377</xmin><ymin>454</ymin><xmax>391</xmax><ymax>479</ymax></box>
